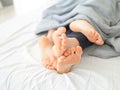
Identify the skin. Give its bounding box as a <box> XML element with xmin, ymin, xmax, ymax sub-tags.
<box><xmin>69</xmin><ymin>20</ymin><xmax>104</xmax><ymax>45</ymax></box>
<box><xmin>38</xmin><ymin>28</ymin><xmax>82</xmax><ymax>73</ymax></box>
<box><xmin>38</xmin><ymin>19</ymin><xmax>104</xmax><ymax>74</ymax></box>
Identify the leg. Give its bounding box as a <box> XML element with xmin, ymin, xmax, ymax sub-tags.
<box><xmin>56</xmin><ymin>46</ymin><xmax>82</xmax><ymax>74</ymax></box>
<box><xmin>69</xmin><ymin>20</ymin><xmax>104</xmax><ymax>45</ymax></box>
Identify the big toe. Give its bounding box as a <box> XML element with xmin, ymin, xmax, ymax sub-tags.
<box><xmin>95</xmin><ymin>39</ymin><xmax>104</xmax><ymax>45</ymax></box>
<box><xmin>95</xmin><ymin>34</ymin><xmax>104</xmax><ymax>45</ymax></box>
<box><xmin>57</xmin><ymin>27</ymin><xmax>66</xmax><ymax>34</ymax></box>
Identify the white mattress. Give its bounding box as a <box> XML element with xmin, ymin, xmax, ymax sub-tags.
<box><xmin>0</xmin><ymin>2</ymin><xmax>120</xmax><ymax>90</ymax></box>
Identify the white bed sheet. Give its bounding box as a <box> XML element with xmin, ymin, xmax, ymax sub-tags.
<box><xmin>0</xmin><ymin>3</ymin><xmax>120</xmax><ymax>90</ymax></box>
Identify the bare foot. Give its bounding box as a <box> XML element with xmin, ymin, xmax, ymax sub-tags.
<box><xmin>69</xmin><ymin>20</ymin><xmax>104</xmax><ymax>45</ymax></box>
<box><xmin>47</xmin><ymin>29</ymin><xmax>55</xmax><ymax>41</ymax></box>
<box><xmin>56</xmin><ymin>46</ymin><xmax>82</xmax><ymax>74</ymax></box>
<box><xmin>52</xmin><ymin>27</ymin><xmax>68</xmax><ymax>57</ymax></box>
<box><xmin>38</xmin><ymin>35</ymin><xmax>56</xmax><ymax>70</ymax></box>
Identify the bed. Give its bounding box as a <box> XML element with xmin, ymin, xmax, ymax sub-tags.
<box><xmin>0</xmin><ymin>1</ymin><xmax>120</xmax><ymax>90</ymax></box>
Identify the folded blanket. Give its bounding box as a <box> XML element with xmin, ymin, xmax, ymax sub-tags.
<box><xmin>36</xmin><ymin>0</ymin><xmax>120</xmax><ymax>58</ymax></box>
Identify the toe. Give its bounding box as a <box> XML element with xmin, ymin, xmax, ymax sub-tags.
<box><xmin>95</xmin><ymin>32</ymin><xmax>99</xmax><ymax>39</ymax></box>
<box><xmin>95</xmin><ymin>34</ymin><xmax>104</xmax><ymax>45</ymax></box>
<box><xmin>71</xmin><ymin>47</ymin><xmax>76</xmax><ymax>54</ymax></box>
<box><xmin>62</xmin><ymin>33</ymin><xmax>67</xmax><ymax>39</ymax></box>
<box><xmin>76</xmin><ymin>46</ymin><xmax>83</xmax><ymax>55</ymax></box>
<box><xmin>48</xmin><ymin>65</ymin><xmax>56</xmax><ymax>70</ymax></box>
<box><xmin>58</xmin><ymin>27</ymin><xmax>66</xmax><ymax>34</ymax></box>
<box><xmin>95</xmin><ymin>39</ymin><xmax>104</xmax><ymax>45</ymax></box>
<box><xmin>61</xmin><ymin>39</ymin><xmax>67</xmax><ymax>49</ymax></box>
<box><xmin>57</xmin><ymin>27</ymin><xmax>66</xmax><ymax>36</ymax></box>
<box><xmin>63</xmin><ymin>48</ymin><xmax>71</xmax><ymax>57</ymax></box>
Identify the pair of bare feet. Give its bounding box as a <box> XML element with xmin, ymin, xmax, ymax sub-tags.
<box><xmin>38</xmin><ymin>20</ymin><xmax>104</xmax><ymax>74</ymax></box>
<box><xmin>38</xmin><ymin>28</ymin><xmax>82</xmax><ymax>73</ymax></box>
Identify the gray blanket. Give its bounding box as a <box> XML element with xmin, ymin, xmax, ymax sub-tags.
<box><xmin>36</xmin><ymin>0</ymin><xmax>120</xmax><ymax>58</ymax></box>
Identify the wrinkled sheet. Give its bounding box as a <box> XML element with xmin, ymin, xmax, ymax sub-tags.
<box><xmin>36</xmin><ymin>0</ymin><xmax>120</xmax><ymax>58</ymax></box>
<box><xmin>0</xmin><ymin>13</ymin><xmax>120</xmax><ymax>90</ymax></box>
